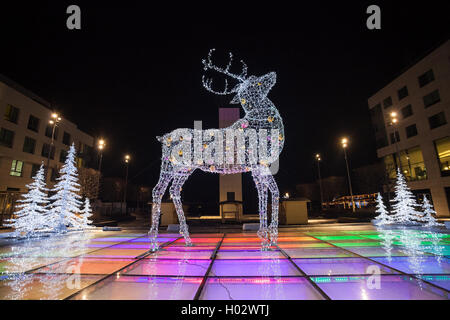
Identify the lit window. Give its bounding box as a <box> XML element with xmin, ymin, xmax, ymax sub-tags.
<box><xmin>434</xmin><ymin>137</ymin><xmax>450</xmax><ymax>177</ymax></box>
<box><xmin>395</xmin><ymin>146</ymin><xmax>427</xmax><ymax>181</ymax></box>
<box><xmin>10</xmin><ymin>160</ymin><xmax>24</xmax><ymax>177</ymax></box>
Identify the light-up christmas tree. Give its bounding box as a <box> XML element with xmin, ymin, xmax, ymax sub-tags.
<box><xmin>80</xmin><ymin>197</ymin><xmax>94</xmax><ymax>229</ymax></box>
<box><xmin>47</xmin><ymin>143</ymin><xmax>83</xmax><ymax>232</ymax></box>
<box><xmin>391</xmin><ymin>168</ymin><xmax>421</xmax><ymax>224</ymax></box>
<box><xmin>420</xmin><ymin>195</ymin><xmax>443</xmax><ymax>227</ymax></box>
<box><xmin>374</xmin><ymin>192</ymin><xmax>393</xmax><ymax>225</ymax></box>
<box><xmin>5</xmin><ymin>163</ymin><xmax>49</xmax><ymax>238</ymax></box>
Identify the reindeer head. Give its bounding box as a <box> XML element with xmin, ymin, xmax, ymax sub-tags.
<box><xmin>202</xmin><ymin>49</ymin><xmax>276</xmax><ymax>113</ymax></box>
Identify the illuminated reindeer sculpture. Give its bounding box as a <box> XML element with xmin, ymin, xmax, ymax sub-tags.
<box><xmin>149</xmin><ymin>49</ymin><xmax>284</xmax><ymax>250</ymax></box>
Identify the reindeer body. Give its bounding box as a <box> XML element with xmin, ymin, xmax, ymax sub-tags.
<box><xmin>149</xmin><ymin>50</ymin><xmax>284</xmax><ymax>251</ymax></box>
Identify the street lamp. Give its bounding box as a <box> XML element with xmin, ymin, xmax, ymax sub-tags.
<box><xmin>123</xmin><ymin>154</ymin><xmax>131</xmax><ymax>215</ymax></box>
<box><xmin>46</xmin><ymin>112</ymin><xmax>61</xmax><ymax>179</ymax></box>
<box><xmin>96</xmin><ymin>138</ymin><xmax>106</xmax><ymax>200</ymax></box>
<box><xmin>315</xmin><ymin>153</ymin><xmax>324</xmax><ymax>210</ymax></box>
<box><xmin>341</xmin><ymin>137</ymin><xmax>355</xmax><ymax>212</ymax></box>
<box><xmin>97</xmin><ymin>139</ymin><xmax>106</xmax><ymax>173</ymax></box>
<box><xmin>389</xmin><ymin>111</ymin><xmax>402</xmax><ymax>171</ymax></box>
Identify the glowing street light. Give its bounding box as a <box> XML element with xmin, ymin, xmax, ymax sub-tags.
<box><xmin>46</xmin><ymin>112</ymin><xmax>62</xmax><ymax>179</ymax></box>
<box><xmin>97</xmin><ymin>139</ymin><xmax>106</xmax><ymax>170</ymax></box>
<box><xmin>123</xmin><ymin>154</ymin><xmax>131</xmax><ymax>214</ymax></box>
<box><xmin>389</xmin><ymin>111</ymin><xmax>402</xmax><ymax>172</ymax></box>
<box><xmin>341</xmin><ymin>137</ymin><xmax>355</xmax><ymax>212</ymax></box>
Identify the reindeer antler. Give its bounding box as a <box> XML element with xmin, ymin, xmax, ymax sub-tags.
<box><xmin>202</xmin><ymin>49</ymin><xmax>248</xmax><ymax>95</ymax></box>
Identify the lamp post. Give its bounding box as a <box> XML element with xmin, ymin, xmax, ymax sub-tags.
<box><xmin>123</xmin><ymin>154</ymin><xmax>130</xmax><ymax>215</ymax></box>
<box><xmin>46</xmin><ymin>113</ymin><xmax>61</xmax><ymax>180</ymax></box>
<box><xmin>389</xmin><ymin>111</ymin><xmax>402</xmax><ymax>171</ymax></box>
<box><xmin>97</xmin><ymin>139</ymin><xmax>105</xmax><ymax>173</ymax></box>
<box><xmin>96</xmin><ymin>139</ymin><xmax>105</xmax><ymax>200</ymax></box>
<box><xmin>341</xmin><ymin>138</ymin><xmax>355</xmax><ymax>212</ymax></box>
<box><xmin>315</xmin><ymin>153</ymin><xmax>324</xmax><ymax>210</ymax></box>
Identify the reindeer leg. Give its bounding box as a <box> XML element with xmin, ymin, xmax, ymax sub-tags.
<box><xmin>170</xmin><ymin>170</ymin><xmax>194</xmax><ymax>247</ymax></box>
<box><xmin>149</xmin><ymin>170</ymin><xmax>173</xmax><ymax>251</ymax></box>
<box><xmin>266</xmin><ymin>174</ymin><xmax>279</xmax><ymax>246</ymax></box>
<box><xmin>252</xmin><ymin>169</ymin><xmax>269</xmax><ymax>251</ymax></box>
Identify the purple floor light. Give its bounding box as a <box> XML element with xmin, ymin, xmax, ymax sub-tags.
<box><xmin>200</xmin><ymin>277</ymin><xmax>325</xmax><ymax>300</ymax></box>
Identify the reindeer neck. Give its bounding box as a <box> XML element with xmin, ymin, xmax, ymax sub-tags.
<box><xmin>243</xmin><ymin>99</ymin><xmax>283</xmax><ymax>130</ymax></box>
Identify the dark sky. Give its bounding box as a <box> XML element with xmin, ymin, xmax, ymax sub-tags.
<box><xmin>0</xmin><ymin>1</ymin><xmax>449</xmax><ymax>205</ymax></box>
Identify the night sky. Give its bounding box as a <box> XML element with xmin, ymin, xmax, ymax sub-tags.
<box><xmin>0</xmin><ymin>1</ymin><xmax>449</xmax><ymax>206</ymax></box>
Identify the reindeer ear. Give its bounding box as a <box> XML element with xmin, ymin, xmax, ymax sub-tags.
<box><xmin>230</xmin><ymin>94</ymin><xmax>240</xmax><ymax>104</ymax></box>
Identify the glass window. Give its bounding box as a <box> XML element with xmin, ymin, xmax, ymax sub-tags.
<box><xmin>27</xmin><ymin>115</ymin><xmax>40</xmax><ymax>132</ymax></box>
<box><xmin>50</xmin><ymin>168</ymin><xmax>57</xmax><ymax>182</ymax></box>
<box><xmin>23</xmin><ymin>136</ymin><xmax>36</xmax><ymax>154</ymax></box>
<box><xmin>418</xmin><ymin>69</ymin><xmax>435</xmax><ymax>88</ymax></box>
<box><xmin>45</xmin><ymin>124</ymin><xmax>59</xmax><ymax>140</ymax></box>
<box><xmin>398</xmin><ymin>86</ymin><xmax>408</xmax><ymax>100</ymax></box>
<box><xmin>369</xmin><ymin>104</ymin><xmax>388</xmax><ymax>149</ymax></box>
<box><xmin>0</xmin><ymin>128</ymin><xmax>14</xmax><ymax>148</ymax></box>
<box><xmin>60</xmin><ymin>149</ymin><xmax>68</xmax><ymax>163</ymax></box>
<box><xmin>434</xmin><ymin>137</ymin><xmax>450</xmax><ymax>177</ymax></box>
<box><xmin>429</xmin><ymin>112</ymin><xmax>447</xmax><ymax>129</ymax></box>
<box><xmin>41</xmin><ymin>143</ymin><xmax>55</xmax><ymax>159</ymax></box>
<box><xmin>390</xmin><ymin>131</ymin><xmax>400</xmax><ymax>144</ymax></box>
<box><xmin>405</xmin><ymin>124</ymin><xmax>418</xmax><ymax>138</ymax></box>
<box><xmin>401</xmin><ymin>105</ymin><xmax>413</xmax><ymax>119</ymax></box>
<box><xmin>395</xmin><ymin>146</ymin><xmax>427</xmax><ymax>181</ymax></box>
<box><xmin>10</xmin><ymin>160</ymin><xmax>24</xmax><ymax>177</ymax></box>
<box><xmin>383</xmin><ymin>154</ymin><xmax>397</xmax><ymax>180</ymax></box>
<box><xmin>383</xmin><ymin>96</ymin><xmax>393</xmax><ymax>109</ymax></box>
<box><xmin>63</xmin><ymin>132</ymin><xmax>71</xmax><ymax>145</ymax></box>
<box><xmin>76</xmin><ymin>157</ymin><xmax>83</xmax><ymax>168</ymax></box>
<box><xmin>4</xmin><ymin>104</ymin><xmax>19</xmax><ymax>123</ymax></box>
<box><xmin>423</xmin><ymin>89</ymin><xmax>441</xmax><ymax>108</ymax></box>
<box><xmin>30</xmin><ymin>163</ymin><xmax>40</xmax><ymax>178</ymax></box>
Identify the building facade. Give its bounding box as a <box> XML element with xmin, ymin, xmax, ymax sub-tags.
<box><xmin>368</xmin><ymin>40</ymin><xmax>450</xmax><ymax>216</ymax></box>
<box><xmin>0</xmin><ymin>74</ymin><xmax>97</xmax><ymax>193</ymax></box>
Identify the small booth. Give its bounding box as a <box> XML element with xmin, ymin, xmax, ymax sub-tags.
<box><xmin>280</xmin><ymin>198</ymin><xmax>310</xmax><ymax>225</ymax></box>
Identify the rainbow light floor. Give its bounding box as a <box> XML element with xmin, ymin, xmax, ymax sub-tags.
<box><xmin>0</xmin><ymin>226</ymin><xmax>449</xmax><ymax>300</ymax></box>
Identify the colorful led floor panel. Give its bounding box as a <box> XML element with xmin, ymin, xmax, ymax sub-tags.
<box><xmin>0</xmin><ymin>227</ymin><xmax>449</xmax><ymax>300</ymax></box>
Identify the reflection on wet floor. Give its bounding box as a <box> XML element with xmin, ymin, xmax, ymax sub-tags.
<box><xmin>0</xmin><ymin>226</ymin><xmax>449</xmax><ymax>300</ymax></box>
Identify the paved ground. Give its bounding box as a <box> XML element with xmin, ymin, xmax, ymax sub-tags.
<box><xmin>0</xmin><ymin>223</ymin><xmax>449</xmax><ymax>300</ymax></box>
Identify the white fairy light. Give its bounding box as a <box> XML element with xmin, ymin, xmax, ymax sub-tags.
<box><xmin>390</xmin><ymin>168</ymin><xmax>422</xmax><ymax>225</ymax></box>
<box><xmin>149</xmin><ymin>49</ymin><xmax>284</xmax><ymax>250</ymax></box>
<box><xmin>5</xmin><ymin>163</ymin><xmax>49</xmax><ymax>238</ymax></box>
<box><xmin>373</xmin><ymin>192</ymin><xmax>393</xmax><ymax>225</ymax></box>
<box><xmin>80</xmin><ymin>197</ymin><xmax>94</xmax><ymax>230</ymax></box>
<box><xmin>419</xmin><ymin>195</ymin><xmax>443</xmax><ymax>227</ymax></box>
<box><xmin>47</xmin><ymin>143</ymin><xmax>83</xmax><ymax>233</ymax></box>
